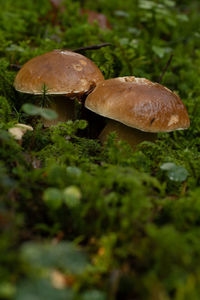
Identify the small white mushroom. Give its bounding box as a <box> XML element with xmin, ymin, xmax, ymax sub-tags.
<box><xmin>8</xmin><ymin>123</ymin><xmax>33</xmax><ymax>143</ymax></box>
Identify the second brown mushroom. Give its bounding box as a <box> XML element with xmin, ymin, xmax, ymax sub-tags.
<box><xmin>85</xmin><ymin>76</ymin><xmax>190</xmax><ymax>149</ymax></box>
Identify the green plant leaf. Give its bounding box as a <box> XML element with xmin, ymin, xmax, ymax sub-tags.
<box><xmin>0</xmin><ymin>282</ymin><xmax>15</xmax><ymax>299</ymax></box>
<box><xmin>66</xmin><ymin>166</ymin><xmax>82</xmax><ymax>177</ymax></box>
<box><xmin>39</xmin><ymin>108</ymin><xmax>58</xmax><ymax>120</ymax></box>
<box><xmin>43</xmin><ymin>188</ymin><xmax>63</xmax><ymax>209</ymax></box>
<box><xmin>160</xmin><ymin>162</ymin><xmax>176</xmax><ymax>171</ymax></box>
<box><xmin>152</xmin><ymin>45</ymin><xmax>172</xmax><ymax>58</ymax></box>
<box><xmin>22</xmin><ymin>104</ymin><xmax>58</xmax><ymax>120</ymax></box>
<box><xmin>81</xmin><ymin>290</ymin><xmax>106</xmax><ymax>300</ymax></box>
<box><xmin>21</xmin><ymin>241</ymin><xmax>89</xmax><ymax>274</ymax></box>
<box><xmin>15</xmin><ymin>279</ymin><xmax>73</xmax><ymax>300</ymax></box>
<box><xmin>77</xmin><ymin>120</ymin><xmax>87</xmax><ymax>130</ymax></box>
<box><xmin>139</xmin><ymin>0</ymin><xmax>155</xmax><ymax>10</ymax></box>
<box><xmin>63</xmin><ymin>186</ymin><xmax>81</xmax><ymax>208</ymax></box>
<box><xmin>160</xmin><ymin>163</ymin><xmax>189</xmax><ymax>182</ymax></box>
<box><xmin>22</xmin><ymin>103</ymin><xmax>40</xmax><ymax>115</ymax></box>
<box><xmin>114</xmin><ymin>10</ymin><xmax>130</xmax><ymax>17</ymax></box>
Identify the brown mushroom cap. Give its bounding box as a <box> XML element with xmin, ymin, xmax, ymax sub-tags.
<box><xmin>85</xmin><ymin>76</ymin><xmax>190</xmax><ymax>133</ymax></box>
<box><xmin>14</xmin><ymin>50</ymin><xmax>104</xmax><ymax>96</ymax></box>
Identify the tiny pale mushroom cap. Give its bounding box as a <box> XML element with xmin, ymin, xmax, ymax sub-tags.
<box><xmin>15</xmin><ymin>123</ymin><xmax>33</xmax><ymax>132</ymax></box>
<box><xmin>85</xmin><ymin>76</ymin><xmax>190</xmax><ymax>133</ymax></box>
<box><xmin>51</xmin><ymin>270</ymin><xmax>66</xmax><ymax>289</ymax></box>
<box><xmin>8</xmin><ymin>123</ymin><xmax>33</xmax><ymax>140</ymax></box>
<box><xmin>14</xmin><ymin>50</ymin><xmax>104</xmax><ymax>96</ymax></box>
<box><xmin>8</xmin><ymin>127</ymin><xmax>24</xmax><ymax>140</ymax></box>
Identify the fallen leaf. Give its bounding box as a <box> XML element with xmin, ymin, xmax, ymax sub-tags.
<box><xmin>80</xmin><ymin>9</ymin><xmax>112</xmax><ymax>30</ymax></box>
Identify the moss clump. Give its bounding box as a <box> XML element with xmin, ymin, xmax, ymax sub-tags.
<box><xmin>1</xmin><ymin>0</ymin><xmax>200</xmax><ymax>299</ymax></box>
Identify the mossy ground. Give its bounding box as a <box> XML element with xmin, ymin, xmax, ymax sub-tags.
<box><xmin>1</xmin><ymin>0</ymin><xmax>200</xmax><ymax>299</ymax></box>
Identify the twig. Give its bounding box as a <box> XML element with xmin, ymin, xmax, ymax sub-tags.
<box><xmin>157</xmin><ymin>53</ymin><xmax>174</xmax><ymax>84</ymax></box>
<box><xmin>9</xmin><ymin>64</ymin><xmax>22</xmax><ymax>71</ymax></box>
<box><xmin>73</xmin><ymin>43</ymin><xmax>112</xmax><ymax>52</ymax></box>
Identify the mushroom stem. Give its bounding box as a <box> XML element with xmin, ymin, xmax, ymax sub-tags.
<box><xmin>99</xmin><ymin>119</ymin><xmax>157</xmax><ymax>149</ymax></box>
<box><xmin>43</xmin><ymin>96</ymin><xmax>75</xmax><ymax>127</ymax></box>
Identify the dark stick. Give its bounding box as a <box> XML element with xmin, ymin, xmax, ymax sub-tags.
<box><xmin>9</xmin><ymin>64</ymin><xmax>22</xmax><ymax>71</ymax></box>
<box><xmin>73</xmin><ymin>43</ymin><xmax>112</xmax><ymax>52</ymax></box>
<box><xmin>157</xmin><ymin>53</ymin><xmax>174</xmax><ymax>84</ymax></box>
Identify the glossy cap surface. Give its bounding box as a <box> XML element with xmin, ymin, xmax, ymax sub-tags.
<box><xmin>14</xmin><ymin>50</ymin><xmax>104</xmax><ymax>96</ymax></box>
<box><xmin>85</xmin><ymin>76</ymin><xmax>190</xmax><ymax>132</ymax></box>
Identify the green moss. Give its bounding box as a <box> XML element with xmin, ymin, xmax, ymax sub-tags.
<box><xmin>1</xmin><ymin>0</ymin><xmax>200</xmax><ymax>299</ymax></box>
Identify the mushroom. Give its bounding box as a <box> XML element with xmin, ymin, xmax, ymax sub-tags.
<box><xmin>14</xmin><ymin>50</ymin><xmax>104</xmax><ymax>126</ymax></box>
<box><xmin>85</xmin><ymin>76</ymin><xmax>190</xmax><ymax>149</ymax></box>
<box><xmin>8</xmin><ymin>123</ymin><xmax>33</xmax><ymax>144</ymax></box>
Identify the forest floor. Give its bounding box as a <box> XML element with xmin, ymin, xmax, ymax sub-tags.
<box><xmin>1</xmin><ymin>0</ymin><xmax>200</xmax><ymax>299</ymax></box>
